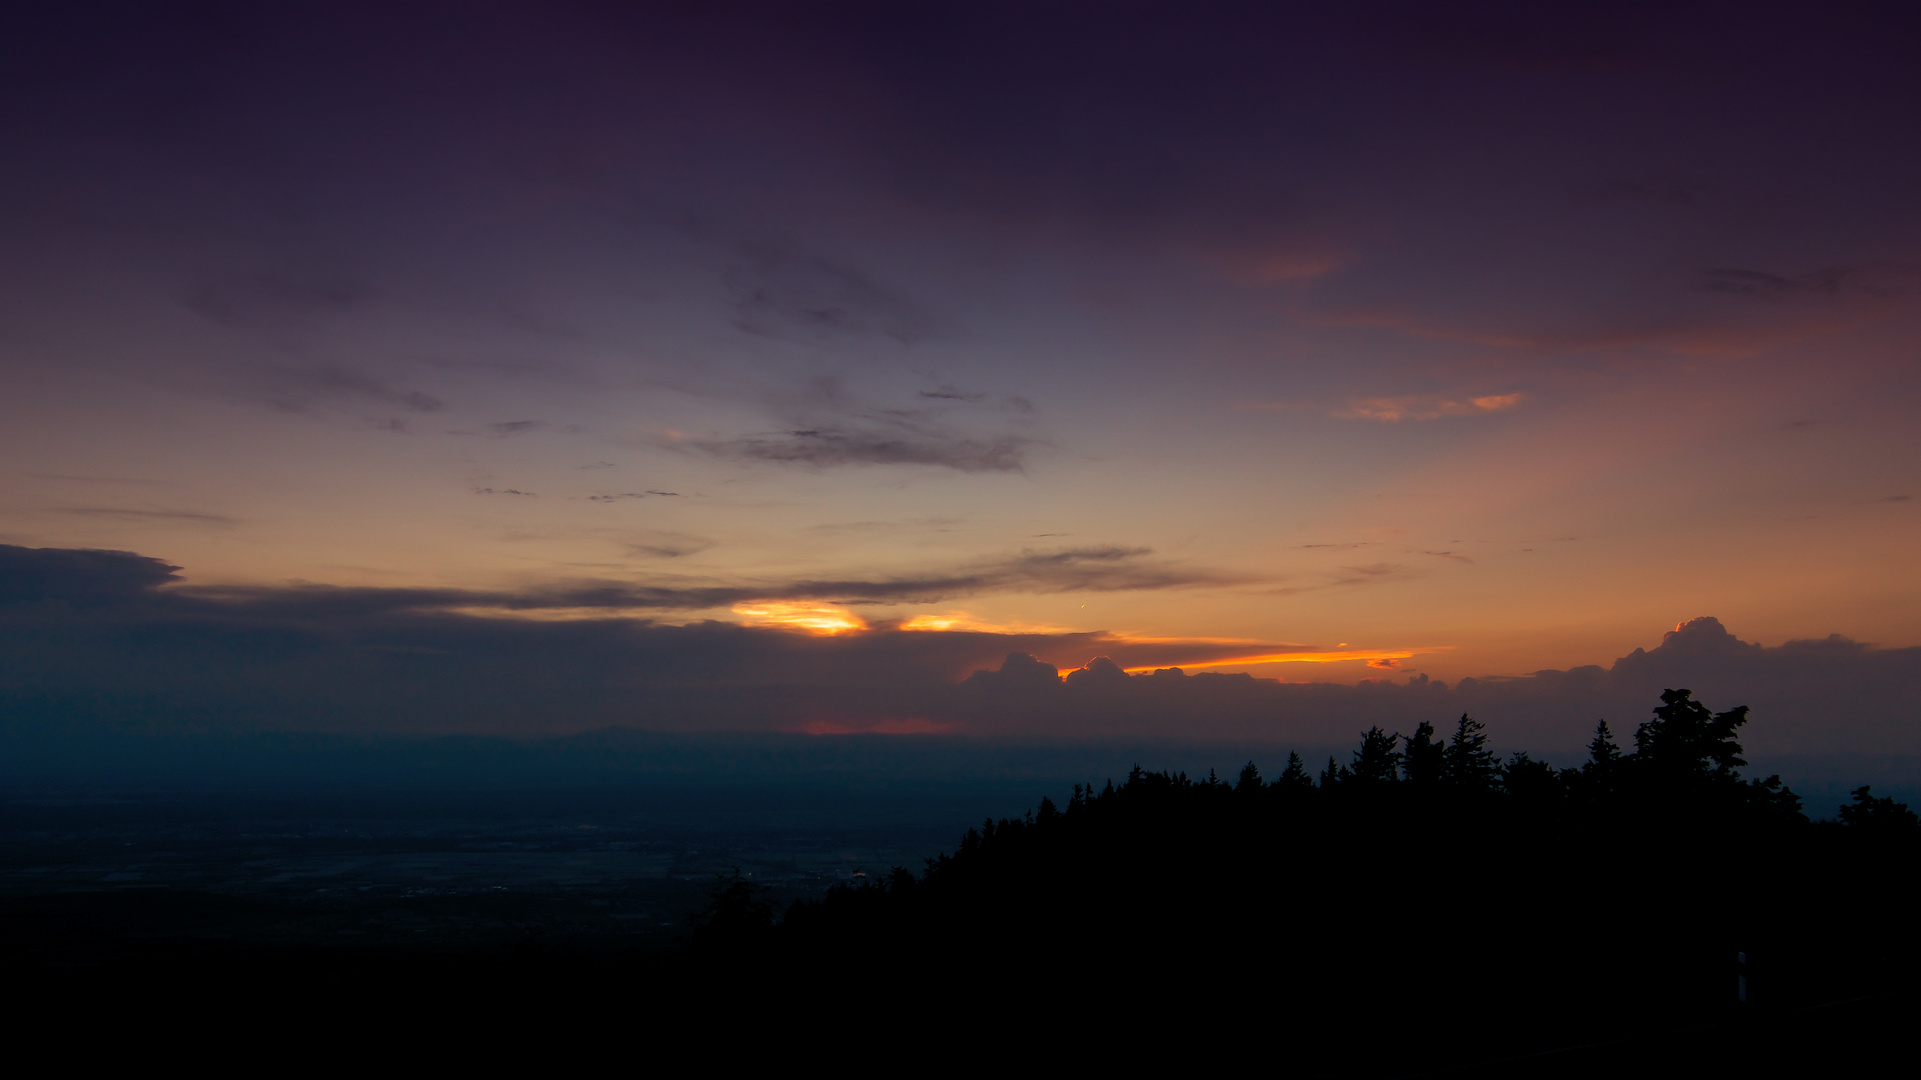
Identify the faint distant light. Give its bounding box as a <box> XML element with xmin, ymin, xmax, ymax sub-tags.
<box><xmin>732</xmin><ymin>601</ymin><xmax>867</xmax><ymax>634</ymax></box>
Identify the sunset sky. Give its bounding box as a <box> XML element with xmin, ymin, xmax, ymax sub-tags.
<box><xmin>4</xmin><ymin>2</ymin><xmax>1919</xmax><ymax>714</ymax></box>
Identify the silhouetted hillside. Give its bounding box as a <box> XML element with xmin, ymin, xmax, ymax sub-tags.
<box><xmin>687</xmin><ymin>691</ymin><xmax>1919</xmax><ymax>1072</ymax></box>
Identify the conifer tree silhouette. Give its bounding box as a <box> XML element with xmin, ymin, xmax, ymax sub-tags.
<box><xmin>1584</xmin><ymin>721</ymin><xmax>1621</xmax><ymax>775</ymax></box>
<box><xmin>1402</xmin><ymin>720</ymin><xmax>1445</xmax><ymax>785</ymax></box>
<box><xmin>1838</xmin><ymin>786</ymin><xmax>1919</xmax><ymax>830</ymax></box>
<box><xmin>1350</xmin><ymin>726</ymin><xmax>1403</xmax><ymax>783</ymax></box>
<box><xmin>1276</xmin><ymin>751</ymin><xmax>1314</xmax><ymax>791</ymax></box>
<box><xmin>1442</xmin><ymin>714</ymin><xmax>1499</xmax><ymax>790</ymax></box>
<box><xmin>1635</xmin><ymin>688</ymin><xmax>1749</xmax><ymax>780</ymax></box>
<box><xmin>1501</xmin><ymin>751</ymin><xmax>1562</xmax><ymax>803</ymax></box>
<box><xmin>1236</xmin><ymin>761</ymin><xmax>1263</xmax><ymax>794</ymax></box>
<box><xmin>1319</xmin><ymin>755</ymin><xmax>1348</xmax><ymax>787</ymax></box>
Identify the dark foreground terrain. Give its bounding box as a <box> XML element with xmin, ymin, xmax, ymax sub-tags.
<box><xmin>6</xmin><ymin>696</ymin><xmax>1917</xmax><ymax>1074</ymax></box>
<box><xmin>0</xmin><ymin>784</ymin><xmax>998</xmax><ymax>958</ymax></box>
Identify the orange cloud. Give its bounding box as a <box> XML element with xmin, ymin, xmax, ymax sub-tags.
<box><xmin>732</xmin><ymin>601</ymin><xmax>867</xmax><ymax>634</ymax></box>
<box><xmin>1121</xmin><ymin>649</ymin><xmax>1417</xmax><ymax>674</ymax></box>
<box><xmin>1336</xmin><ymin>393</ymin><xmax>1525</xmax><ymax>422</ymax></box>
<box><xmin>898</xmin><ymin>611</ymin><xmax>1078</xmax><ymax>634</ymax></box>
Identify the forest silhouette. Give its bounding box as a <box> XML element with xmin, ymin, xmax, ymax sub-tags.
<box><xmin>684</xmin><ymin>690</ymin><xmax>1918</xmax><ymax>1070</ymax></box>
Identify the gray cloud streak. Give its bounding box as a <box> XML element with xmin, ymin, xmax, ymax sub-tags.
<box><xmin>61</xmin><ymin>508</ymin><xmax>240</xmax><ymax>527</ymax></box>
<box><xmin>1700</xmin><ymin>262</ymin><xmax>1921</xmax><ymax>302</ymax></box>
<box><xmin>186</xmin><ymin>545</ymin><xmax>1248</xmax><ymax>614</ymax></box>
<box><xmin>689</xmin><ymin>427</ymin><xmax>1036</xmax><ymax>473</ymax></box>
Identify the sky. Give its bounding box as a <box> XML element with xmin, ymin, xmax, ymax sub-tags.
<box><xmin>3</xmin><ymin>3</ymin><xmax>1920</xmax><ymax>751</ymax></box>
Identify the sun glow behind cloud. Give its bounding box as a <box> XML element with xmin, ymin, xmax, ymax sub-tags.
<box><xmin>898</xmin><ymin>611</ymin><xmax>1078</xmax><ymax>634</ymax></box>
<box><xmin>731</xmin><ymin>601</ymin><xmax>867</xmax><ymax>634</ymax></box>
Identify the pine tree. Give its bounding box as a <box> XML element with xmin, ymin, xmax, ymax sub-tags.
<box><xmin>1501</xmin><ymin>751</ymin><xmax>1563</xmax><ymax>803</ymax></box>
<box><xmin>1403</xmin><ymin>720</ymin><xmax>1445</xmax><ymax>784</ymax></box>
<box><xmin>1236</xmin><ymin>760</ymin><xmax>1263</xmax><ymax>794</ymax></box>
<box><xmin>1584</xmin><ymin>721</ymin><xmax>1621</xmax><ymax>772</ymax></box>
<box><xmin>1572</xmin><ymin>720</ymin><xmax>1621</xmax><ymax>797</ymax></box>
<box><xmin>1319</xmin><ymin>755</ymin><xmax>1348</xmax><ymax>788</ymax></box>
<box><xmin>1442</xmin><ymin>714</ymin><xmax>1499</xmax><ymax>791</ymax></box>
<box><xmin>1350</xmin><ymin>726</ymin><xmax>1403</xmax><ymax>783</ymax></box>
<box><xmin>1276</xmin><ymin>751</ymin><xmax>1314</xmax><ymax>791</ymax></box>
<box><xmin>1634</xmin><ymin>689</ymin><xmax>1750</xmax><ymax>782</ymax></box>
<box><xmin>1838</xmin><ymin>785</ymin><xmax>1919</xmax><ymax>830</ymax></box>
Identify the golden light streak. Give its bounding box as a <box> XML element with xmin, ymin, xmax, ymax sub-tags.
<box><xmin>1121</xmin><ymin>650</ymin><xmax>1416</xmax><ymax>674</ymax></box>
<box><xmin>898</xmin><ymin>611</ymin><xmax>1078</xmax><ymax>634</ymax></box>
<box><xmin>732</xmin><ymin>601</ymin><xmax>867</xmax><ymax>634</ymax></box>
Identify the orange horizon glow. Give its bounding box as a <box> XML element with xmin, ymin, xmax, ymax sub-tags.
<box><xmin>731</xmin><ymin>601</ymin><xmax>867</xmax><ymax>634</ymax></box>
<box><xmin>898</xmin><ymin>611</ymin><xmax>1080</xmax><ymax>634</ymax></box>
<box><xmin>1120</xmin><ymin>649</ymin><xmax>1419</xmax><ymax>674</ymax></box>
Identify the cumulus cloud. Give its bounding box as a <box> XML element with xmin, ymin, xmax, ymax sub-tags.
<box><xmin>946</xmin><ymin>618</ymin><xmax>1921</xmax><ymax>766</ymax></box>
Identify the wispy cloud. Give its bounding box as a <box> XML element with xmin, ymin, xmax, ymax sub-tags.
<box><xmin>1335</xmin><ymin>393</ymin><xmax>1525</xmax><ymax>422</ymax></box>
<box><xmin>686</xmin><ymin>427</ymin><xmax>1036</xmax><ymax>473</ymax></box>
<box><xmin>1699</xmin><ymin>262</ymin><xmax>1921</xmax><ymax>302</ymax></box>
<box><xmin>726</xmin><ymin>247</ymin><xmax>942</xmax><ymax>346</ymax></box>
<box><xmin>30</xmin><ymin>474</ymin><xmax>167</xmax><ymax>485</ymax></box>
<box><xmin>182</xmin><ymin>271</ymin><xmax>377</xmax><ymax>329</ymax></box>
<box><xmin>659</xmin><ymin>371</ymin><xmax>1042</xmax><ymax>474</ymax></box>
<box><xmin>189</xmin><ymin>545</ymin><xmax>1249</xmax><ymax>614</ymax></box>
<box><xmin>60</xmin><ymin>507</ymin><xmax>239</xmax><ymax>527</ymax></box>
<box><xmin>253</xmin><ymin>365</ymin><xmax>444</xmax><ymax>416</ymax></box>
<box><xmin>626</xmin><ymin>532</ymin><xmax>712</xmax><ymax>559</ymax></box>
